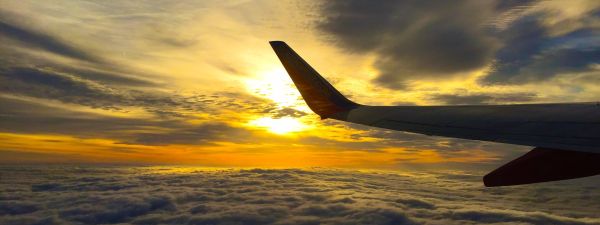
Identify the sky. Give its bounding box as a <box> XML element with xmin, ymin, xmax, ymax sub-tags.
<box><xmin>1</xmin><ymin>0</ymin><xmax>600</xmax><ymax>170</ymax></box>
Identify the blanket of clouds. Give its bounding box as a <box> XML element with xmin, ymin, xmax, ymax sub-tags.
<box><xmin>1</xmin><ymin>166</ymin><xmax>599</xmax><ymax>225</ymax></box>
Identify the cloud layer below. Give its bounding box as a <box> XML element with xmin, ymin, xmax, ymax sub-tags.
<box><xmin>1</xmin><ymin>166</ymin><xmax>599</xmax><ymax>225</ymax></box>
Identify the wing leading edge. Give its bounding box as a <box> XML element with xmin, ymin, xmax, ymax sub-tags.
<box><xmin>269</xmin><ymin>41</ymin><xmax>600</xmax><ymax>186</ymax></box>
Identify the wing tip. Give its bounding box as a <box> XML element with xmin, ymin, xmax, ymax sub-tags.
<box><xmin>269</xmin><ymin>40</ymin><xmax>359</xmax><ymax>119</ymax></box>
<box><xmin>269</xmin><ymin>40</ymin><xmax>286</xmax><ymax>46</ymax></box>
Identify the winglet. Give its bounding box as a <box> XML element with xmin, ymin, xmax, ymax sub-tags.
<box><xmin>269</xmin><ymin>41</ymin><xmax>359</xmax><ymax>119</ymax></box>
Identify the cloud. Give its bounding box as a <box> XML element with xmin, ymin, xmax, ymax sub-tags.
<box><xmin>0</xmin><ymin>20</ymin><xmax>99</xmax><ymax>63</ymax></box>
<box><xmin>481</xmin><ymin>14</ymin><xmax>600</xmax><ymax>84</ymax></box>
<box><xmin>0</xmin><ymin>64</ymin><xmax>271</xmax><ymax>119</ymax></box>
<box><xmin>126</xmin><ymin>122</ymin><xmax>252</xmax><ymax>146</ymax></box>
<box><xmin>58</xmin><ymin>195</ymin><xmax>176</xmax><ymax>224</ymax></box>
<box><xmin>318</xmin><ymin>0</ymin><xmax>600</xmax><ymax>88</ymax></box>
<box><xmin>0</xmin><ymin>67</ymin><xmax>125</xmax><ymax>110</ymax></box>
<box><xmin>0</xmin><ymin>201</ymin><xmax>40</xmax><ymax>216</ymax></box>
<box><xmin>266</xmin><ymin>107</ymin><xmax>308</xmax><ymax>119</ymax></box>
<box><xmin>54</xmin><ymin>65</ymin><xmax>158</xmax><ymax>87</ymax></box>
<box><xmin>317</xmin><ymin>0</ymin><xmax>499</xmax><ymax>89</ymax></box>
<box><xmin>1</xmin><ymin>167</ymin><xmax>599</xmax><ymax>225</ymax></box>
<box><xmin>0</xmin><ymin>65</ymin><xmax>198</xmax><ymax>112</ymax></box>
<box><xmin>0</xmin><ymin>7</ymin><xmax>286</xmax><ymax>148</ymax></box>
<box><xmin>0</xmin><ymin>95</ymin><xmax>259</xmax><ymax>147</ymax></box>
<box><xmin>493</xmin><ymin>0</ymin><xmax>537</xmax><ymax>11</ymax></box>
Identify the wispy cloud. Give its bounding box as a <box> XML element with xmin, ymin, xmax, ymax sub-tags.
<box><xmin>0</xmin><ymin>20</ymin><xmax>100</xmax><ymax>63</ymax></box>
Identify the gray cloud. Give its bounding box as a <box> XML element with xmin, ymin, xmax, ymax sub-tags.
<box><xmin>493</xmin><ymin>0</ymin><xmax>537</xmax><ymax>11</ymax></box>
<box><xmin>0</xmin><ymin>55</ymin><xmax>287</xmax><ymax>147</ymax></box>
<box><xmin>318</xmin><ymin>0</ymin><xmax>600</xmax><ymax>88</ymax></box>
<box><xmin>1</xmin><ymin>67</ymin><xmax>125</xmax><ymax>110</ymax></box>
<box><xmin>1</xmin><ymin>167</ymin><xmax>599</xmax><ymax>225</ymax></box>
<box><xmin>0</xmin><ymin>202</ymin><xmax>39</xmax><ymax>216</ymax></box>
<box><xmin>0</xmin><ymin>20</ymin><xmax>99</xmax><ymax>63</ymax></box>
<box><xmin>55</xmin><ymin>65</ymin><xmax>159</xmax><ymax>87</ymax></box>
<box><xmin>0</xmin><ymin>66</ymin><xmax>209</xmax><ymax>126</ymax></box>
<box><xmin>126</xmin><ymin>122</ymin><xmax>252</xmax><ymax>146</ymax></box>
<box><xmin>0</xmin><ymin>8</ymin><xmax>287</xmax><ymax>147</ymax></box>
<box><xmin>481</xmin><ymin>15</ymin><xmax>600</xmax><ymax>84</ymax></box>
<box><xmin>265</xmin><ymin>107</ymin><xmax>308</xmax><ymax>119</ymax></box>
<box><xmin>0</xmin><ymin>96</ymin><xmax>257</xmax><ymax>146</ymax></box>
<box><xmin>0</xmin><ymin>65</ymin><xmax>272</xmax><ymax>118</ymax></box>
<box><xmin>318</xmin><ymin>0</ymin><xmax>499</xmax><ymax>89</ymax></box>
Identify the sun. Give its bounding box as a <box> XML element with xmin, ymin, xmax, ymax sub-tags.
<box><xmin>244</xmin><ymin>67</ymin><xmax>313</xmax><ymax>135</ymax></box>
<box><xmin>249</xmin><ymin>117</ymin><xmax>307</xmax><ymax>135</ymax></box>
<box><xmin>244</xmin><ymin>68</ymin><xmax>309</xmax><ymax>111</ymax></box>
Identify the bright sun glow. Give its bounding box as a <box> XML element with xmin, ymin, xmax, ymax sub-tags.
<box><xmin>245</xmin><ymin>68</ymin><xmax>312</xmax><ymax>135</ymax></box>
<box><xmin>249</xmin><ymin>117</ymin><xmax>307</xmax><ymax>134</ymax></box>
<box><xmin>245</xmin><ymin>68</ymin><xmax>308</xmax><ymax>111</ymax></box>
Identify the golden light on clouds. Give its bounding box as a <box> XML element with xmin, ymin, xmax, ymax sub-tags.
<box><xmin>248</xmin><ymin>117</ymin><xmax>309</xmax><ymax>135</ymax></box>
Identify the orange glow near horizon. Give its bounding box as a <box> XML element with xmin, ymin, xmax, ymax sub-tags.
<box><xmin>0</xmin><ymin>132</ymin><xmax>499</xmax><ymax>168</ymax></box>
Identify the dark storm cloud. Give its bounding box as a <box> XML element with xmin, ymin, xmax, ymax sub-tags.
<box><xmin>482</xmin><ymin>16</ymin><xmax>600</xmax><ymax>84</ymax></box>
<box><xmin>318</xmin><ymin>0</ymin><xmax>600</xmax><ymax>88</ymax></box>
<box><xmin>1</xmin><ymin>167</ymin><xmax>598</xmax><ymax>225</ymax></box>
<box><xmin>318</xmin><ymin>0</ymin><xmax>498</xmax><ymax>89</ymax></box>
<box><xmin>0</xmin><ymin>20</ymin><xmax>99</xmax><ymax>63</ymax></box>
<box><xmin>430</xmin><ymin>92</ymin><xmax>537</xmax><ymax>105</ymax></box>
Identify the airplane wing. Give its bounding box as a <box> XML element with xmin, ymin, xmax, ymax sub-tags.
<box><xmin>269</xmin><ymin>41</ymin><xmax>600</xmax><ymax>187</ymax></box>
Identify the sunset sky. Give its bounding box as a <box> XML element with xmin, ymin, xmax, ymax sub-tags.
<box><xmin>1</xmin><ymin>0</ymin><xmax>599</xmax><ymax>169</ymax></box>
